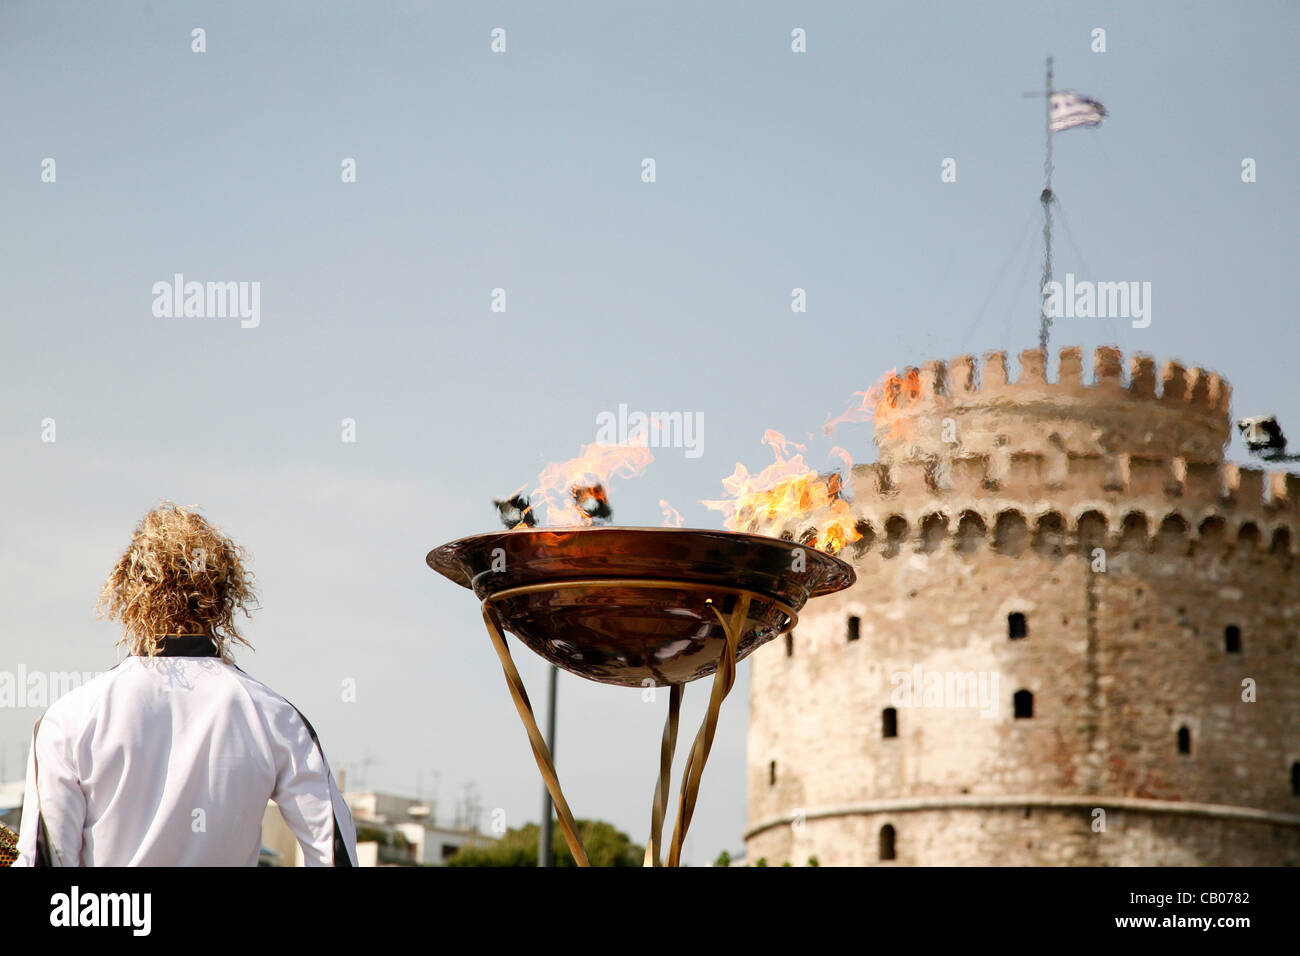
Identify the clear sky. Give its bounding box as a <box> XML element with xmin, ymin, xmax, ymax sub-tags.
<box><xmin>2</xmin><ymin>1</ymin><xmax>1296</xmax><ymax>865</ymax></box>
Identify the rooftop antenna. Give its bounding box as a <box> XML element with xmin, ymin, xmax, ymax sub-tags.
<box><xmin>355</xmin><ymin>748</ymin><xmax>377</xmax><ymax>790</ymax></box>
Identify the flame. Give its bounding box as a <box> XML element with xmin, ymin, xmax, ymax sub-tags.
<box><xmin>822</xmin><ymin>367</ymin><xmax>925</xmax><ymax>443</ymax></box>
<box><xmin>659</xmin><ymin>499</ymin><xmax>684</xmax><ymax>528</ymax></box>
<box><xmin>702</xmin><ymin>431</ymin><xmax>858</xmax><ymax>553</ymax></box>
<box><xmin>762</xmin><ymin>428</ymin><xmax>806</xmax><ymax>457</ymax></box>
<box><xmin>701</xmin><ymin>367</ymin><xmax>932</xmax><ymax>552</ymax></box>
<box><xmin>526</xmin><ymin>439</ymin><xmax>654</xmax><ymax>527</ymax></box>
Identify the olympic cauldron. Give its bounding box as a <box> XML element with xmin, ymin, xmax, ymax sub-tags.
<box><xmin>428</xmin><ymin>526</ymin><xmax>854</xmax><ymax>865</ymax></box>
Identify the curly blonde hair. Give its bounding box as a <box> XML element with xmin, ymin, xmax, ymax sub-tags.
<box><xmin>96</xmin><ymin>503</ymin><xmax>258</xmax><ymax>661</ymax></box>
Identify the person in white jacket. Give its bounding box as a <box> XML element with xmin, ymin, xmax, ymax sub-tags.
<box><xmin>15</xmin><ymin>503</ymin><xmax>357</xmax><ymax>867</ymax></box>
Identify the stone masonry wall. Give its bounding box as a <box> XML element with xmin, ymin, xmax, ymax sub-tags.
<box><xmin>744</xmin><ymin>347</ymin><xmax>1300</xmax><ymax>866</ymax></box>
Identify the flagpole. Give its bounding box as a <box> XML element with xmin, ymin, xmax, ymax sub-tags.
<box><xmin>1038</xmin><ymin>56</ymin><xmax>1054</xmax><ymax>354</ymax></box>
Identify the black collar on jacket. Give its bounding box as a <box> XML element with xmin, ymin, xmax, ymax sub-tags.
<box><xmin>141</xmin><ymin>635</ymin><xmax>222</xmax><ymax>657</ymax></box>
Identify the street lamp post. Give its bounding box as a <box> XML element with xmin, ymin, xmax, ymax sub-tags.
<box><xmin>538</xmin><ymin>664</ymin><xmax>558</xmax><ymax>867</ymax></box>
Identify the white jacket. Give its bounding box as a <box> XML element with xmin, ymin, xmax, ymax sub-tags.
<box><xmin>15</xmin><ymin>636</ymin><xmax>357</xmax><ymax>866</ymax></box>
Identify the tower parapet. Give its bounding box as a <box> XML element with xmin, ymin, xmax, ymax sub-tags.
<box><xmin>874</xmin><ymin>346</ymin><xmax>1231</xmax><ymax>467</ymax></box>
<box><xmin>803</xmin><ymin>346</ymin><xmax>1285</xmax><ymax>554</ymax></box>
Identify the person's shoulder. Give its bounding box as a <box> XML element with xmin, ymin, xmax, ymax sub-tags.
<box><xmin>37</xmin><ymin>663</ymin><xmax>126</xmax><ymax>739</ymax></box>
<box><xmin>224</xmin><ymin>661</ymin><xmax>287</xmax><ymax>702</ymax></box>
<box><xmin>45</xmin><ymin>662</ymin><xmax>126</xmax><ymax>715</ymax></box>
<box><xmin>224</xmin><ymin>664</ymin><xmax>313</xmax><ymax>728</ymax></box>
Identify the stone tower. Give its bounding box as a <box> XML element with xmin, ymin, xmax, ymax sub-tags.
<box><xmin>745</xmin><ymin>346</ymin><xmax>1300</xmax><ymax>866</ymax></box>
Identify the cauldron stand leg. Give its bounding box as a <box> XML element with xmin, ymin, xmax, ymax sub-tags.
<box><xmin>665</xmin><ymin>593</ymin><xmax>749</xmax><ymax>867</ymax></box>
<box><xmin>644</xmin><ymin>683</ymin><xmax>683</xmax><ymax>867</ymax></box>
<box><xmin>481</xmin><ymin>605</ymin><xmax>592</xmax><ymax>866</ymax></box>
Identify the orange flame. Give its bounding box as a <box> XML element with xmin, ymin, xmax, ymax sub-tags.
<box><xmin>702</xmin><ymin>368</ymin><xmax>931</xmax><ymax>552</ymax></box>
<box><xmin>659</xmin><ymin>499</ymin><xmax>684</xmax><ymax>528</ymax></box>
<box><xmin>822</xmin><ymin>367</ymin><xmax>925</xmax><ymax>443</ymax></box>
<box><xmin>702</xmin><ymin>431</ymin><xmax>858</xmax><ymax>553</ymax></box>
<box><xmin>527</xmin><ymin>439</ymin><xmax>654</xmax><ymax>527</ymax></box>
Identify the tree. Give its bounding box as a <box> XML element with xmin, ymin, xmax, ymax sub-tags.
<box><xmin>445</xmin><ymin>819</ymin><xmax>643</xmax><ymax>867</ymax></box>
<box><xmin>713</xmin><ymin>849</ymin><xmax>732</xmax><ymax>868</ymax></box>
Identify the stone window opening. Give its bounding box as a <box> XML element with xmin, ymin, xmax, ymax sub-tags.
<box><xmin>1008</xmin><ymin>612</ymin><xmax>1028</xmax><ymax>639</ymax></box>
<box><xmin>1177</xmin><ymin>727</ymin><xmax>1191</xmax><ymax>755</ymax></box>
<box><xmin>879</xmin><ymin>824</ymin><xmax>896</xmax><ymax>861</ymax></box>
<box><xmin>847</xmin><ymin>615</ymin><xmax>861</xmax><ymax>642</ymax></box>
<box><xmin>1225</xmin><ymin>625</ymin><xmax>1242</xmax><ymax>654</ymax></box>
<box><xmin>1292</xmin><ymin>762</ymin><xmax>1300</xmax><ymax>797</ymax></box>
<box><xmin>1013</xmin><ymin>689</ymin><xmax>1033</xmax><ymax>719</ymax></box>
<box><xmin>882</xmin><ymin>707</ymin><xmax>898</xmax><ymax>739</ymax></box>
<box><xmin>785</xmin><ymin>632</ymin><xmax>794</xmax><ymax>657</ymax></box>
<box><xmin>768</xmin><ymin>760</ymin><xmax>776</xmax><ymax>786</ymax></box>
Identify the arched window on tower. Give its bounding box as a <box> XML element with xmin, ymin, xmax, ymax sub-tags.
<box><xmin>1225</xmin><ymin>625</ymin><xmax>1241</xmax><ymax>654</ymax></box>
<box><xmin>1013</xmin><ymin>689</ymin><xmax>1034</xmax><ymax>719</ymax></box>
<box><xmin>846</xmin><ymin>615</ymin><xmax>861</xmax><ymax>642</ymax></box>
<box><xmin>1008</xmin><ymin>612</ymin><xmax>1028</xmax><ymax>639</ymax></box>
<box><xmin>878</xmin><ymin>824</ymin><xmax>896</xmax><ymax>861</ymax></box>
<box><xmin>1177</xmin><ymin>727</ymin><xmax>1191</xmax><ymax>755</ymax></box>
<box><xmin>785</xmin><ymin>632</ymin><xmax>794</xmax><ymax>657</ymax></box>
<box><xmin>882</xmin><ymin>707</ymin><xmax>898</xmax><ymax>739</ymax></box>
<box><xmin>768</xmin><ymin>760</ymin><xmax>776</xmax><ymax>786</ymax></box>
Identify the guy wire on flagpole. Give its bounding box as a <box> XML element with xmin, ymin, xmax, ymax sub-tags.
<box><xmin>1039</xmin><ymin>55</ymin><xmax>1054</xmax><ymax>354</ymax></box>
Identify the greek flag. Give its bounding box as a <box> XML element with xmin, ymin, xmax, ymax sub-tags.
<box><xmin>1050</xmin><ymin>91</ymin><xmax>1106</xmax><ymax>133</ymax></box>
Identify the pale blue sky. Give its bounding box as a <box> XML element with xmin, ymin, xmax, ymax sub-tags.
<box><xmin>2</xmin><ymin>1</ymin><xmax>1296</xmax><ymax>864</ymax></box>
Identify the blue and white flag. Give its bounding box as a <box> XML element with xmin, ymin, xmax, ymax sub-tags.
<box><xmin>1049</xmin><ymin>91</ymin><xmax>1106</xmax><ymax>133</ymax></box>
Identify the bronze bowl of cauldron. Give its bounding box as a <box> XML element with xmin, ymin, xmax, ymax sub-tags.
<box><xmin>427</xmin><ymin>526</ymin><xmax>855</xmax><ymax>687</ymax></box>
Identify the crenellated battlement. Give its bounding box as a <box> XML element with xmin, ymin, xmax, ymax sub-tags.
<box><xmin>846</xmin><ymin>456</ymin><xmax>1297</xmax><ymax>513</ymax></box>
<box><xmin>874</xmin><ymin>346</ymin><xmax>1232</xmax><ymax>466</ymax></box>
<box><xmin>749</xmin><ymin>458</ymin><xmax>1300</xmax><ymax>558</ymax></box>
<box><xmin>880</xmin><ymin>346</ymin><xmax>1231</xmax><ymax>412</ymax></box>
